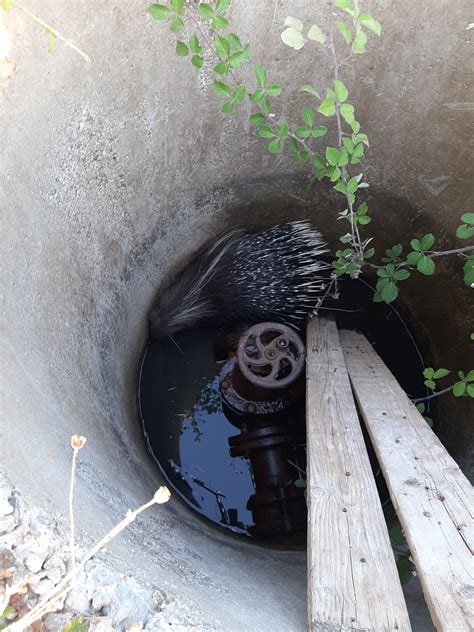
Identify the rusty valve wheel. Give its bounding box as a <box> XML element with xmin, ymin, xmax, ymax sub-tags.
<box><xmin>237</xmin><ymin>322</ymin><xmax>305</xmax><ymax>390</ymax></box>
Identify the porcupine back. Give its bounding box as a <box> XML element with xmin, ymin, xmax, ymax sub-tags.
<box><xmin>148</xmin><ymin>221</ymin><xmax>330</xmax><ymax>339</ymax></box>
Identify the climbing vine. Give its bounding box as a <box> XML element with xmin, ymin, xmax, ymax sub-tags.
<box><xmin>147</xmin><ymin>0</ymin><xmax>473</xmax><ymax>402</ymax></box>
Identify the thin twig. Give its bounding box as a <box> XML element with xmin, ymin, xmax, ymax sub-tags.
<box><xmin>6</xmin><ymin>487</ymin><xmax>171</xmax><ymax>631</ymax></box>
<box><xmin>428</xmin><ymin>246</ymin><xmax>473</xmax><ymax>258</ymax></box>
<box><xmin>68</xmin><ymin>436</ymin><xmax>86</xmax><ymax>583</ymax></box>
<box><xmin>327</xmin><ymin>3</ymin><xmax>363</xmax><ymax>260</ymax></box>
<box><xmin>412</xmin><ymin>385</ymin><xmax>454</xmax><ymax>404</ymax></box>
<box><xmin>10</xmin><ymin>1</ymin><xmax>90</xmax><ymax>61</ymax></box>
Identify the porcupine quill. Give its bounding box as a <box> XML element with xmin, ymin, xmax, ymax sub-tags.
<box><xmin>148</xmin><ymin>221</ymin><xmax>331</xmax><ymax>340</ymax></box>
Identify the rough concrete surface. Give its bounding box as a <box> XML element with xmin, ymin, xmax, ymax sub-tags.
<box><xmin>0</xmin><ymin>0</ymin><xmax>472</xmax><ymax>630</ymax></box>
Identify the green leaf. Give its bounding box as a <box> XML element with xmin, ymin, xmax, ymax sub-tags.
<box><xmin>62</xmin><ymin>619</ymin><xmax>89</xmax><ymax>632</ymax></box>
<box><xmin>329</xmin><ymin>166</ymin><xmax>341</xmax><ymax>182</ymax></box>
<box><xmin>258</xmin><ymin>125</ymin><xmax>275</xmax><ymax>139</ymax></box>
<box><xmin>461</xmin><ymin>212</ymin><xmax>474</xmax><ymax>224</ymax></box>
<box><xmin>424</xmin><ymin>367</ymin><xmax>435</xmax><ymax>379</ymax></box>
<box><xmin>417</xmin><ymin>255</ymin><xmax>436</xmax><ymax>276</ymax></box>
<box><xmin>170</xmin><ymin>0</ymin><xmax>184</xmax><ymax>14</ymax></box>
<box><xmin>175</xmin><ymin>41</ymin><xmax>189</xmax><ymax>56</ymax></box>
<box><xmin>340</xmin><ymin>103</ymin><xmax>355</xmax><ymax>125</ymax></box>
<box><xmin>453</xmin><ymin>381</ymin><xmax>467</xmax><ymax>397</ymax></box>
<box><xmin>432</xmin><ymin>368</ymin><xmax>450</xmax><ymax>379</ymax></box>
<box><xmin>420</xmin><ymin>233</ymin><xmax>435</xmax><ymax>250</ymax></box>
<box><xmin>281</xmin><ymin>27</ymin><xmax>306</xmax><ymax>50</ymax></box>
<box><xmin>302</xmin><ymin>107</ymin><xmax>314</xmax><ymax>127</ymax></box>
<box><xmin>284</xmin><ymin>16</ymin><xmax>304</xmax><ymax>31</ymax></box>
<box><xmin>416</xmin><ymin>403</ymin><xmax>426</xmax><ymax>414</ymax></box>
<box><xmin>212</xmin><ymin>15</ymin><xmax>229</xmax><ymax>29</ymax></box>
<box><xmin>357</xmin><ymin>203</ymin><xmax>368</xmax><ymax>215</ymax></box>
<box><xmin>189</xmin><ymin>34</ymin><xmax>201</xmax><ymax>53</ymax></box>
<box><xmin>268</xmin><ymin>139</ymin><xmax>282</xmax><ymax>153</ymax></box>
<box><xmin>221</xmin><ymin>100</ymin><xmax>234</xmax><ymax>113</ymax></box>
<box><xmin>311</xmin><ymin>125</ymin><xmax>327</xmax><ymax>138</ymax></box>
<box><xmin>358</xmin><ymin>11</ymin><xmax>382</xmax><ymax>35</ymax></box>
<box><xmin>277</xmin><ymin>122</ymin><xmax>289</xmax><ymax>138</ymax></box>
<box><xmin>254</xmin><ymin>65</ymin><xmax>267</xmax><ymax>87</ymax></box>
<box><xmin>212</xmin><ymin>80</ymin><xmax>232</xmax><ymax>97</ymax></box>
<box><xmin>352</xmin><ymin>143</ymin><xmax>364</xmax><ymax>160</ymax></box>
<box><xmin>373</xmin><ymin>291</ymin><xmax>384</xmax><ymax>302</ymax></box>
<box><xmin>406</xmin><ymin>251</ymin><xmax>421</xmax><ymax>265</ymax></box>
<box><xmin>250</xmin><ymin>88</ymin><xmax>265</xmax><ymax>102</ymax></box>
<box><xmin>347</xmin><ymin>176</ymin><xmax>359</xmax><ymax>193</ymax></box>
<box><xmin>389</xmin><ymin>526</ymin><xmax>406</xmax><ymax>546</ymax></box>
<box><xmin>393</xmin><ymin>269</ymin><xmax>410</xmax><ymax>281</ymax></box>
<box><xmin>424</xmin><ymin>379</ymin><xmax>436</xmax><ymax>390</ymax></box>
<box><xmin>249</xmin><ymin>113</ymin><xmax>266</xmax><ymax>125</ymax></box>
<box><xmin>326</xmin><ymin>147</ymin><xmax>340</xmax><ymax>166</ymax></box>
<box><xmin>216</xmin><ymin>0</ymin><xmax>232</xmax><ymax>12</ymax></box>
<box><xmin>334</xmin><ymin>79</ymin><xmax>348</xmax><ymax>103</ymax></box>
<box><xmin>226</xmin><ymin>33</ymin><xmax>241</xmax><ymax>49</ymax></box>
<box><xmin>192</xmin><ymin>55</ymin><xmax>204</xmax><ymax>69</ymax></box>
<box><xmin>261</xmin><ymin>98</ymin><xmax>272</xmax><ymax>114</ymax></box>
<box><xmin>213</xmin><ymin>61</ymin><xmax>228</xmax><ymax>75</ymax></box>
<box><xmin>233</xmin><ymin>85</ymin><xmax>246</xmax><ymax>103</ymax></box>
<box><xmin>464</xmin><ymin>257</ymin><xmax>474</xmax><ymax>287</ymax></box>
<box><xmin>318</xmin><ymin>98</ymin><xmax>336</xmax><ymax>117</ymax></box>
<box><xmin>397</xmin><ymin>554</ymin><xmax>413</xmax><ymax>585</ymax></box>
<box><xmin>307</xmin><ymin>24</ymin><xmax>326</xmax><ymax>44</ymax></box>
<box><xmin>335</xmin><ymin>0</ymin><xmax>354</xmax><ymax>12</ymax></box>
<box><xmin>170</xmin><ymin>15</ymin><xmax>184</xmax><ymax>32</ymax></box>
<box><xmin>266</xmin><ymin>84</ymin><xmax>282</xmax><ymax>96</ymax></box>
<box><xmin>358</xmin><ymin>215</ymin><xmax>372</xmax><ymax>225</ymax></box>
<box><xmin>425</xmin><ymin>416</ymin><xmax>434</xmax><ymax>427</ymax></box>
<box><xmin>334</xmin><ymin>182</ymin><xmax>346</xmax><ymax>194</ymax></box>
<box><xmin>352</xmin><ymin>29</ymin><xmax>368</xmax><ymax>53</ymax></box>
<box><xmin>148</xmin><ymin>4</ymin><xmax>171</xmax><ymax>20</ymax></box>
<box><xmin>296</xmin><ymin>127</ymin><xmax>311</xmax><ymax>138</ymax></box>
<box><xmin>199</xmin><ymin>3</ymin><xmax>214</xmax><ymax>20</ymax></box>
<box><xmin>313</xmin><ymin>154</ymin><xmax>325</xmax><ymax>170</ymax></box>
<box><xmin>336</xmin><ymin>20</ymin><xmax>353</xmax><ymax>44</ymax></box>
<box><xmin>456</xmin><ymin>224</ymin><xmax>474</xmax><ymax>239</ymax></box>
<box><xmin>228</xmin><ymin>50</ymin><xmax>248</xmax><ymax>68</ymax></box>
<box><xmin>300</xmin><ymin>84</ymin><xmax>321</xmax><ymax>98</ymax></box>
<box><xmin>466</xmin><ymin>370</ymin><xmax>474</xmax><ymax>382</ymax></box>
<box><xmin>410</xmin><ymin>238</ymin><xmax>421</xmax><ymax>251</ymax></box>
<box><xmin>381</xmin><ymin>281</ymin><xmax>398</xmax><ymax>303</ymax></box>
<box><xmin>215</xmin><ymin>35</ymin><xmax>230</xmax><ymax>57</ymax></box>
<box><xmin>458</xmin><ymin>370</ymin><xmax>466</xmax><ymax>380</ymax></box>
<box><xmin>294</xmin><ymin>478</ymin><xmax>307</xmax><ymax>488</ymax></box>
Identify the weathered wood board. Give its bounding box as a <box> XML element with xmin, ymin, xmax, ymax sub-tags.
<box><xmin>340</xmin><ymin>329</ymin><xmax>474</xmax><ymax>632</ymax></box>
<box><xmin>306</xmin><ymin>316</ymin><xmax>411</xmax><ymax>631</ymax></box>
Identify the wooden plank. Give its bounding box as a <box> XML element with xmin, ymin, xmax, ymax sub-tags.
<box><xmin>340</xmin><ymin>329</ymin><xmax>474</xmax><ymax>632</ymax></box>
<box><xmin>306</xmin><ymin>316</ymin><xmax>411</xmax><ymax>631</ymax></box>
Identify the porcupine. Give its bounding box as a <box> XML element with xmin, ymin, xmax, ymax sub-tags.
<box><xmin>148</xmin><ymin>221</ymin><xmax>330</xmax><ymax>340</ymax></box>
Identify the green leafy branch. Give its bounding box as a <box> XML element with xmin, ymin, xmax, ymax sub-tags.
<box><xmin>414</xmin><ymin>367</ymin><xmax>474</xmax><ymax>401</ymax></box>
<box><xmin>1</xmin><ymin>0</ymin><xmax>90</xmax><ymax>60</ymax></box>
<box><xmin>148</xmin><ymin>0</ymin><xmax>473</xmax><ymax>405</ymax></box>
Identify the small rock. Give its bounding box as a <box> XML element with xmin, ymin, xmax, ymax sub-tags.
<box><xmin>44</xmin><ymin>613</ymin><xmax>74</xmax><ymax>632</ymax></box>
<box><xmin>144</xmin><ymin>609</ymin><xmax>194</xmax><ymax>631</ymax></box>
<box><xmin>127</xmin><ymin>624</ymin><xmax>144</xmax><ymax>632</ymax></box>
<box><xmin>43</xmin><ymin>555</ymin><xmax>66</xmax><ymax>585</ymax></box>
<box><xmin>0</xmin><ymin>547</ymin><xmax>16</xmax><ymax>578</ymax></box>
<box><xmin>65</xmin><ymin>571</ymin><xmax>93</xmax><ymax>614</ymax></box>
<box><xmin>0</xmin><ymin>513</ymin><xmax>15</xmax><ymax>534</ymax></box>
<box><xmin>25</xmin><ymin>551</ymin><xmax>47</xmax><ymax>574</ymax></box>
<box><xmin>31</xmin><ymin>577</ymin><xmax>56</xmax><ymax>596</ymax></box>
<box><xmin>89</xmin><ymin>619</ymin><xmax>115</xmax><ymax>632</ymax></box>
<box><xmin>109</xmin><ymin>577</ymin><xmax>154</xmax><ymax>629</ymax></box>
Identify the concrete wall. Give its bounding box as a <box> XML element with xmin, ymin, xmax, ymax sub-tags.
<box><xmin>1</xmin><ymin>0</ymin><xmax>472</xmax><ymax>629</ymax></box>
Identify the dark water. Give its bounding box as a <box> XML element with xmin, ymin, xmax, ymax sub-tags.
<box><xmin>138</xmin><ymin>278</ymin><xmax>428</xmax><ymax>541</ymax></box>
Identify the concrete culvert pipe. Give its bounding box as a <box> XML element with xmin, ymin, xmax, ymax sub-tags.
<box><xmin>1</xmin><ymin>1</ymin><xmax>472</xmax><ymax>630</ymax></box>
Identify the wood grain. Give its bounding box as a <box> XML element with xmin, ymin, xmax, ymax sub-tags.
<box><xmin>306</xmin><ymin>316</ymin><xmax>410</xmax><ymax>631</ymax></box>
<box><xmin>340</xmin><ymin>329</ymin><xmax>474</xmax><ymax>632</ymax></box>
